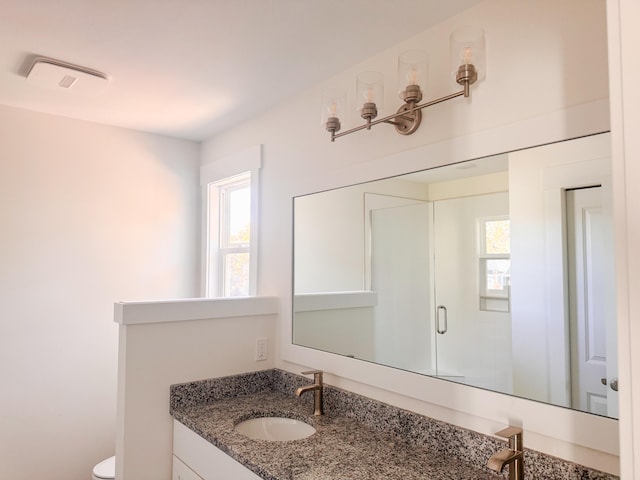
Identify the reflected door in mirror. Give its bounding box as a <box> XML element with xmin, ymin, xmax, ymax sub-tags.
<box><xmin>567</xmin><ymin>186</ymin><xmax>618</xmax><ymax>417</ymax></box>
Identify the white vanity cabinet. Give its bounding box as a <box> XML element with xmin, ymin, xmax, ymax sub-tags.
<box><xmin>172</xmin><ymin>420</ymin><xmax>262</xmax><ymax>480</ymax></box>
<box><xmin>172</xmin><ymin>455</ymin><xmax>203</xmax><ymax>480</ymax></box>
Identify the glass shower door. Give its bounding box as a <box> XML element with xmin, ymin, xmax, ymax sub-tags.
<box><xmin>432</xmin><ymin>192</ymin><xmax>513</xmax><ymax>393</ymax></box>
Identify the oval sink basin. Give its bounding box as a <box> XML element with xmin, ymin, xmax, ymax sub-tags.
<box><xmin>234</xmin><ymin>417</ymin><xmax>316</xmax><ymax>441</ymax></box>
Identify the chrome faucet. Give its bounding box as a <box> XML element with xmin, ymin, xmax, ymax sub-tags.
<box><xmin>295</xmin><ymin>370</ymin><xmax>323</xmax><ymax>416</ymax></box>
<box><xmin>487</xmin><ymin>426</ymin><xmax>524</xmax><ymax>480</ymax></box>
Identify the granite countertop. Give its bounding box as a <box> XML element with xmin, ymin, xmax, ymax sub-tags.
<box><xmin>170</xmin><ymin>374</ymin><xmax>503</xmax><ymax>480</ymax></box>
<box><xmin>170</xmin><ymin>369</ymin><xmax>619</xmax><ymax>480</ymax></box>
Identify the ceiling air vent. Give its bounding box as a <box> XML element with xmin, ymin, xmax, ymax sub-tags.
<box><xmin>26</xmin><ymin>57</ymin><xmax>109</xmax><ymax>95</ymax></box>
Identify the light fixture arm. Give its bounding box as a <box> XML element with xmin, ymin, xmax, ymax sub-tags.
<box><xmin>329</xmin><ymin>88</ymin><xmax>467</xmax><ymax>142</ymax></box>
<box><xmin>326</xmin><ymin>25</ymin><xmax>485</xmax><ymax>142</ymax></box>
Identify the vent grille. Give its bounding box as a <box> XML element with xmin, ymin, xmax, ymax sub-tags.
<box><xmin>26</xmin><ymin>57</ymin><xmax>109</xmax><ymax>95</ymax></box>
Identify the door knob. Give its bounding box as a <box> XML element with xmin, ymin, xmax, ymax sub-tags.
<box><xmin>600</xmin><ymin>377</ymin><xmax>619</xmax><ymax>391</ymax></box>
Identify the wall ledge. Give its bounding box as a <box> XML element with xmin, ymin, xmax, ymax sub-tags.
<box><xmin>114</xmin><ymin>296</ymin><xmax>279</xmax><ymax>325</ymax></box>
<box><xmin>294</xmin><ymin>291</ymin><xmax>377</xmax><ymax>312</ymax></box>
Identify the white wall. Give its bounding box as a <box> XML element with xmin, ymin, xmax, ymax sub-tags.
<box><xmin>115</xmin><ymin>298</ymin><xmax>277</xmax><ymax>480</ymax></box>
<box><xmin>0</xmin><ymin>104</ymin><xmax>200</xmax><ymax>480</ymax></box>
<box><xmin>293</xmin><ymin>186</ymin><xmax>371</xmax><ymax>293</ymax></box>
<box><xmin>202</xmin><ymin>0</ymin><xmax>616</xmax><ymax>474</ymax></box>
<box><xmin>293</xmin><ymin>303</ymin><xmax>376</xmax><ymax>360</ymax></box>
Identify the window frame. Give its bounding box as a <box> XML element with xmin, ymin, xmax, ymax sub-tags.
<box><xmin>214</xmin><ymin>173</ymin><xmax>251</xmax><ymax>297</ymax></box>
<box><xmin>478</xmin><ymin>215</ymin><xmax>511</xmax><ymax>312</ymax></box>
<box><xmin>200</xmin><ymin>146</ymin><xmax>261</xmax><ymax>298</ymax></box>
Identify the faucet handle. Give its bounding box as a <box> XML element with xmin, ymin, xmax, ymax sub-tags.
<box><xmin>495</xmin><ymin>426</ymin><xmax>522</xmax><ymax>439</ymax></box>
<box><xmin>301</xmin><ymin>370</ymin><xmax>323</xmax><ymax>384</ymax></box>
<box><xmin>495</xmin><ymin>426</ymin><xmax>523</xmax><ymax>451</ymax></box>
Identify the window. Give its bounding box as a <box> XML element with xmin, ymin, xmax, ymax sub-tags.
<box><xmin>210</xmin><ymin>173</ymin><xmax>251</xmax><ymax>296</ymax></box>
<box><xmin>478</xmin><ymin>216</ymin><xmax>510</xmax><ymax>312</ymax></box>
<box><xmin>201</xmin><ymin>146</ymin><xmax>260</xmax><ymax>298</ymax></box>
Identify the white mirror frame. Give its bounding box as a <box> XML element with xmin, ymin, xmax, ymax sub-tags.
<box><xmin>281</xmin><ymin>99</ymin><xmax>619</xmax><ymax>469</ymax></box>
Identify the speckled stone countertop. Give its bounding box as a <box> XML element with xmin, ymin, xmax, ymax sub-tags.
<box><xmin>170</xmin><ymin>369</ymin><xmax>619</xmax><ymax>480</ymax></box>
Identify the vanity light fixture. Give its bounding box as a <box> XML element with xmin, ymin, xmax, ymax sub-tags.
<box><xmin>322</xmin><ymin>26</ymin><xmax>485</xmax><ymax>142</ymax></box>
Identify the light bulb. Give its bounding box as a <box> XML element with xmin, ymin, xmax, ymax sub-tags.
<box><xmin>364</xmin><ymin>86</ymin><xmax>375</xmax><ymax>103</ymax></box>
<box><xmin>450</xmin><ymin>26</ymin><xmax>485</xmax><ymax>83</ymax></box>
<box><xmin>356</xmin><ymin>71</ymin><xmax>383</xmax><ymax>111</ymax></box>
<box><xmin>461</xmin><ymin>46</ymin><xmax>473</xmax><ymax>65</ymax></box>
<box><xmin>398</xmin><ymin>51</ymin><xmax>427</xmax><ymax>99</ymax></box>
<box><xmin>321</xmin><ymin>88</ymin><xmax>345</xmax><ymax>127</ymax></box>
<box><xmin>407</xmin><ymin>67</ymin><xmax>418</xmax><ymax>85</ymax></box>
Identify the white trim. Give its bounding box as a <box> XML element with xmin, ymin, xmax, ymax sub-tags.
<box><xmin>544</xmin><ymin>188</ymin><xmax>571</xmax><ymax>408</ymax></box>
<box><xmin>248</xmin><ymin>164</ymin><xmax>259</xmax><ymax>296</ymax></box>
<box><xmin>114</xmin><ymin>296</ymin><xmax>279</xmax><ymax>325</ymax></box>
<box><xmin>200</xmin><ymin>145</ymin><xmax>262</xmax><ymax>186</ymax></box>
<box><xmin>607</xmin><ymin>0</ymin><xmax>638</xmax><ymax>476</ymax></box>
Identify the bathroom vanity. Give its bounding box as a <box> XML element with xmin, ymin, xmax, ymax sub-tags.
<box><xmin>170</xmin><ymin>369</ymin><xmax>617</xmax><ymax>480</ymax></box>
<box><xmin>173</xmin><ymin>420</ymin><xmax>261</xmax><ymax>480</ymax></box>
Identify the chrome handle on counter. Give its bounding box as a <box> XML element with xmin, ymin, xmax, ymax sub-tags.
<box><xmin>436</xmin><ymin>305</ymin><xmax>448</xmax><ymax>334</ymax></box>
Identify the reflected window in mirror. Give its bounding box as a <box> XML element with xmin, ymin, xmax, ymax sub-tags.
<box><xmin>479</xmin><ymin>216</ymin><xmax>510</xmax><ymax>313</ymax></box>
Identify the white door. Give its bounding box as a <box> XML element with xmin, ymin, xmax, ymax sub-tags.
<box><xmin>567</xmin><ymin>186</ymin><xmax>618</xmax><ymax>417</ymax></box>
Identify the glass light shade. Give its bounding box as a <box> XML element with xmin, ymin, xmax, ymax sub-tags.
<box><xmin>320</xmin><ymin>89</ymin><xmax>346</xmax><ymax>125</ymax></box>
<box><xmin>450</xmin><ymin>26</ymin><xmax>486</xmax><ymax>82</ymax></box>
<box><xmin>397</xmin><ymin>50</ymin><xmax>428</xmax><ymax>100</ymax></box>
<box><xmin>356</xmin><ymin>71</ymin><xmax>384</xmax><ymax>111</ymax></box>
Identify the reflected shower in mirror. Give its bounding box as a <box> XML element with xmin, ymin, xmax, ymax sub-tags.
<box><xmin>292</xmin><ymin>132</ymin><xmax>618</xmax><ymax>418</ymax></box>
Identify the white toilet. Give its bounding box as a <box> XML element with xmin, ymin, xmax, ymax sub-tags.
<box><xmin>92</xmin><ymin>456</ymin><xmax>115</xmax><ymax>480</ymax></box>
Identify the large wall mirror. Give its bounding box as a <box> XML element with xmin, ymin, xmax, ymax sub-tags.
<box><xmin>293</xmin><ymin>132</ymin><xmax>618</xmax><ymax>419</ymax></box>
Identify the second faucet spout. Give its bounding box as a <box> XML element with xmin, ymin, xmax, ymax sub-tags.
<box><xmin>487</xmin><ymin>448</ymin><xmax>523</xmax><ymax>473</ymax></box>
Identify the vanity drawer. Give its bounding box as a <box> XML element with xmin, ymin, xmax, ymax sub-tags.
<box><xmin>173</xmin><ymin>420</ymin><xmax>261</xmax><ymax>480</ymax></box>
<box><xmin>172</xmin><ymin>455</ymin><xmax>203</xmax><ymax>480</ymax></box>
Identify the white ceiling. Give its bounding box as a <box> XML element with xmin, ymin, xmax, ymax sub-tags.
<box><xmin>0</xmin><ymin>0</ymin><xmax>482</xmax><ymax>141</ymax></box>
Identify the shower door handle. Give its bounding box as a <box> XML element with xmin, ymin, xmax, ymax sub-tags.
<box><xmin>436</xmin><ymin>305</ymin><xmax>448</xmax><ymax>334</ymax></box>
